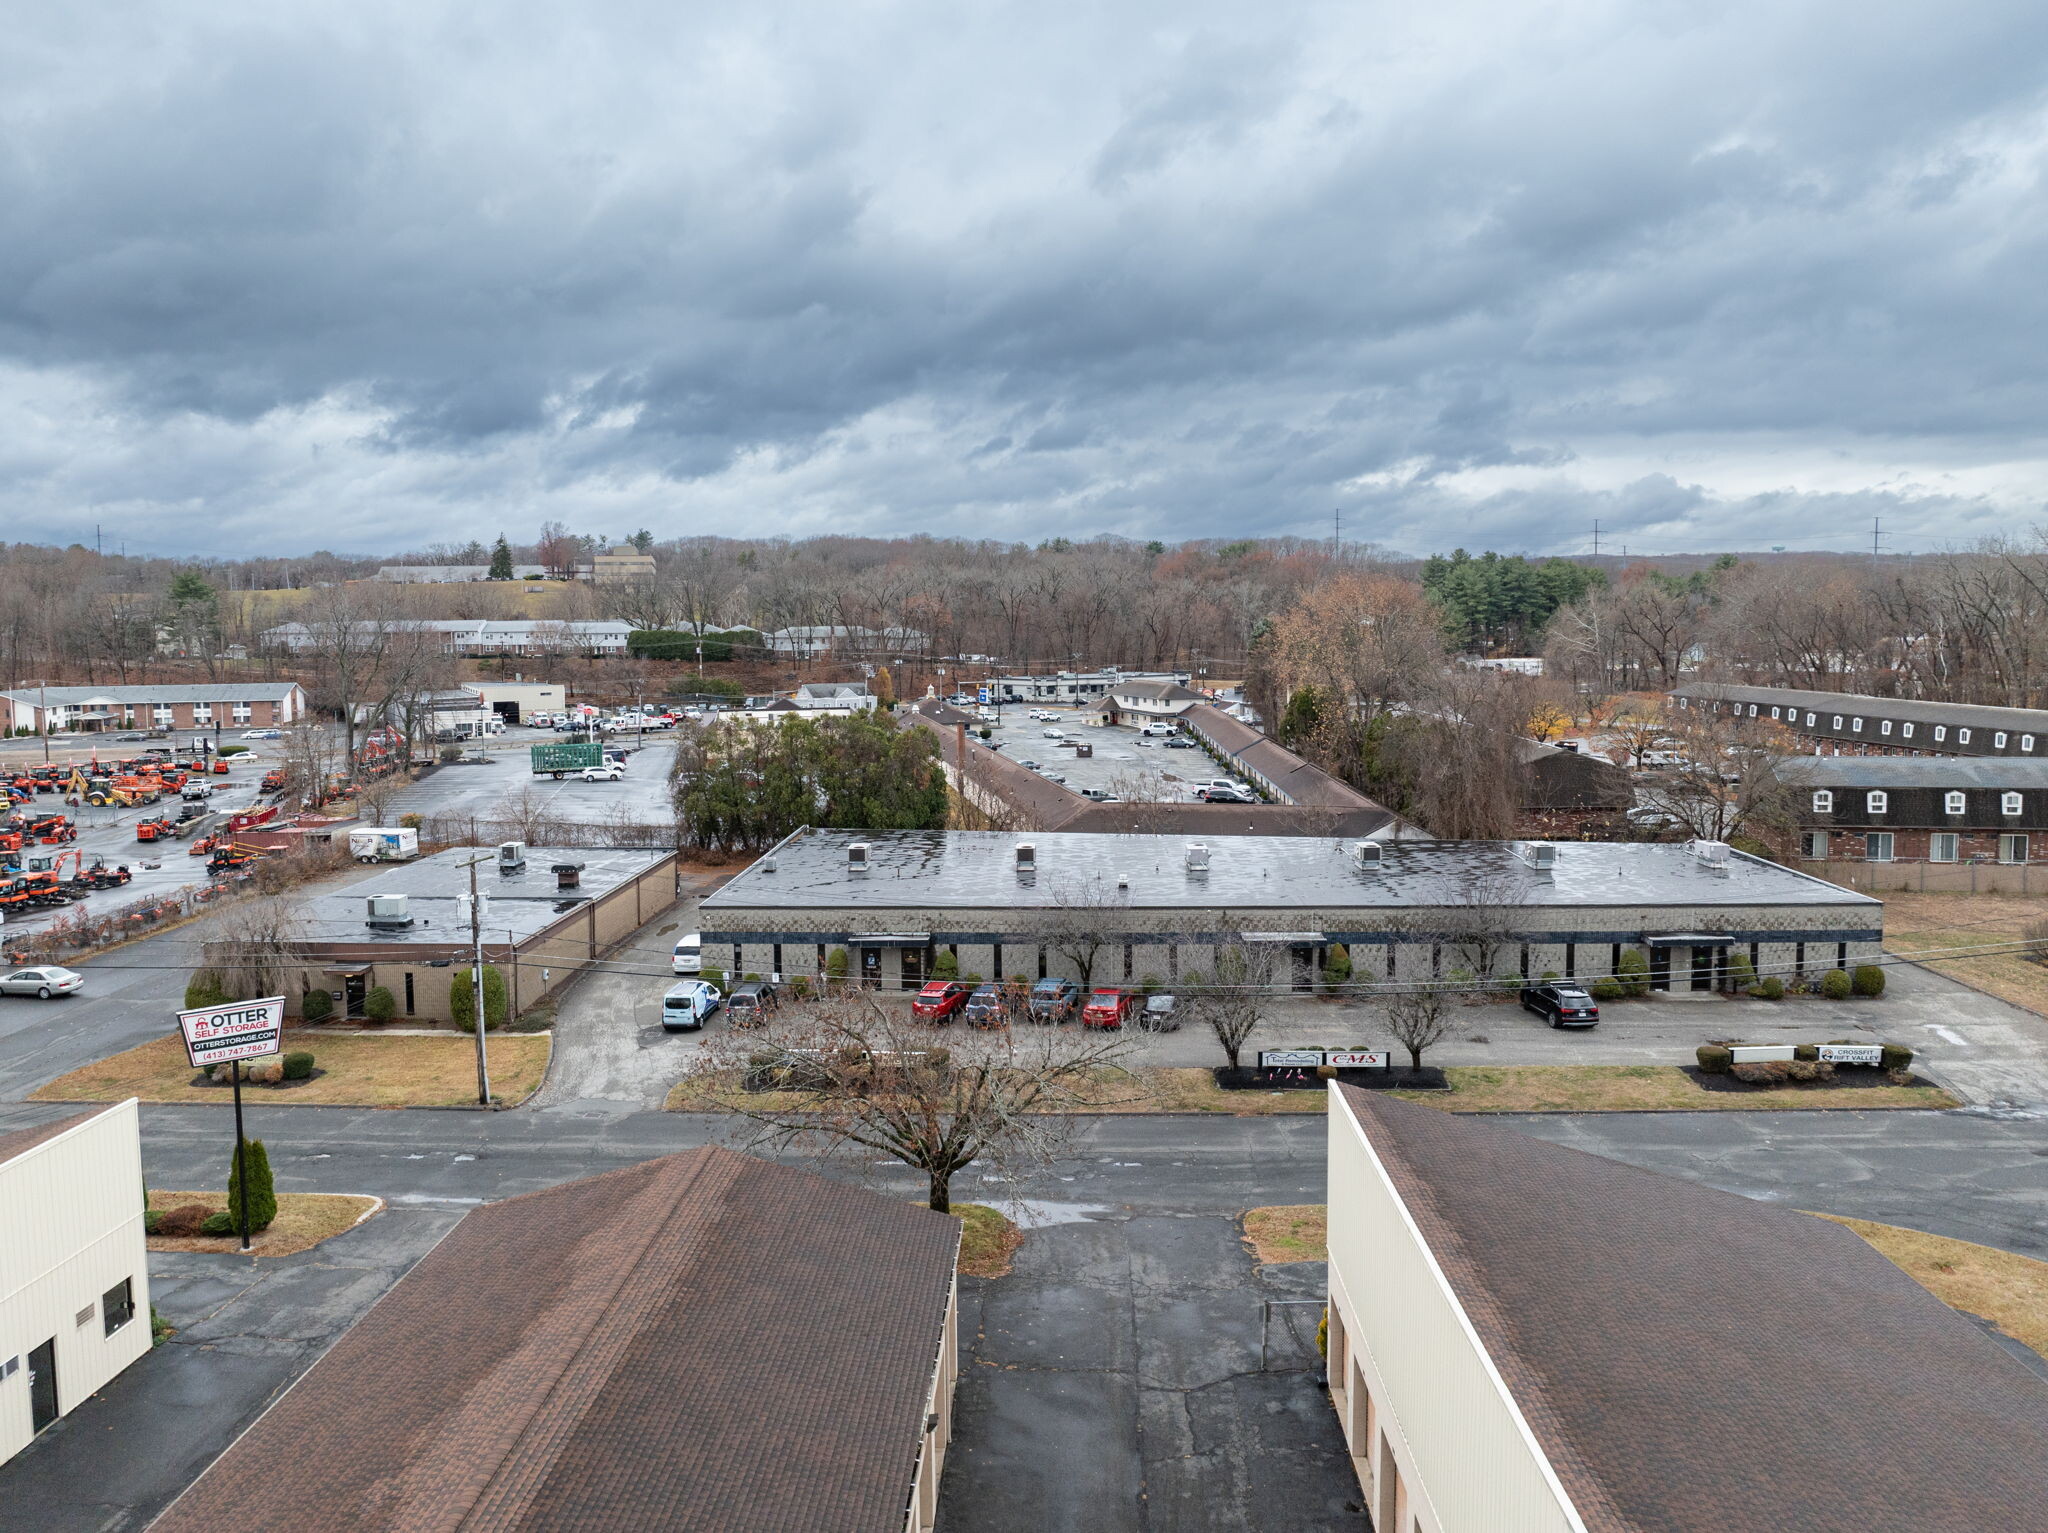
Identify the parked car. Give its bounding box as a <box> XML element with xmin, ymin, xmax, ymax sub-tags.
<box><xmin>661</xmin><ymin>980</ymin><xmax>722</xmax><ymax>1031</ymax></box>
<box><xmin>1191</xmin><ymin>779</ymin><xmax>1242</xmax><ymax>795</ymax></box>
<box><xmin>1200</xmin><ymin>787</ymin><xmax>1256</xmax><ymax>803</ymax></box>
<box><xmin>1028</xmin><ymin>977</ymin><xmax>1080</xmax><ymax>1023</ymax></box>
<box><xmin>1140</xmin><ymin>722</ymin><xmax>1175</xmax><ymax>736</ymax></box>
<box><xmin>963</xmin><ymin>983</ymin><xmax>1012</xmax><ymax>1027</ymax></box>
<box><xmin>911</xmin><ymin>980</ymin><xmax>972</xmax><ymax>1022</ymax></box>
<box><xmin>1138</xmin><ymin>993</ymin><xmax>1179</xmax><ymax>1031</ymax></box>
<box><xmin>118</xmin><ymin>733</ymin><xmax>147</xmax><ymax>741</ymax></box>
<box><xmin>1519</xmin><ymin>983</ymin><xmax>1601</xmax><ymax>1028</ymax></box>
<box><xmin>579</xmin><ymin>764</ymin><xmax>625</xmax><ymax>782</ymax></box>
<box><xmin>1018</xmin><ymin>759</ymin><xmax>1041</xmax><ymax>771</ymax></box>
<box><xmin>671</xmin><ymin>933</ymin><xmax>702</xmax><ymax>975</ymax></box>
<box><xmin>1042</xmin><ymin>728</ymin><xmax>1065</xmax><ymax>740</ymax></box>
<box><xmin>725</xmin><ymin>980</ymin><xmax>780</xmax><ymax>1027</ymax></box>
<box><xmin>0</xmin><ymin>966</ymin><xmax>84</xmax><ymax>999</ymax></box>
<box><xmin>1081</xmin><ymin>988</ymin><xmax>1136</xmax><ymax>1029</ymax></box>
<box><xmin>240</xmin><ymin>728</ymin><xmax>282</xmax><ymax>739</ymax></box>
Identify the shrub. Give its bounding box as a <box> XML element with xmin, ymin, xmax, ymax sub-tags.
<box><xmin>299</xmin><ymin>987</ymin><xmax>333</xmax><ymax>1022</ymax></box>
<box><xmin>1724</xmin><ymin>953</ymin><xmax>1756</xmax><ymax>990</ymax></box>
<box><xmin>438</xmin><ymin>745</ymin><xmax>463</xmax><ymax>763</ymax></box>
<box><xmin>282</xmin><ymin>1051</ymin><xmax>316</xmax><ymax>1081</ymax></box>
<box><xmin>788</xmin><ymin>975</ymin><xmax>811</xmax><ymax>1001</ymax></box>
<box><xmin>1588</xmin><ymin>978</ymin><xmax>1625</xmax><ymax>1002</ymax></box>
<box><xmin>825</xmin><ymin>948</ymin><xmax>848</xmax><ymax>979</ymax></box>
<box><xmin>700</xmin><ymin>966</ymin><xmax>727</xmax><ymax>993</ymax></box>
<box><xmin>1540</xmin><ymin>970</ymin><xmax>1560</xmax><ymax>981</ymax></box>
<box><xmin>199</xmin><ymin>1211</ymin><xmax>237</xmax><ymax>1236</ymax></box>
<box><xmin>1321</xmin><ymin>943</ymin><xmax>1352</xmax><ymax>989</ymax></box>
<box><xmin>1615</xmin><ymin>948</ymin><xmax>1651</xmax><ymax>997</ymax></box>
<box><xmin>222</xmin><ymin>1138</ymin><xmax>277</xmax><ymax>1236</ymax></box>
<box><xmin>1788</xmin><ymin>1059</ymin><xmax>1835</xmax><ymax>1083</ymax></box>
<box><xmin>398</xmin><ymin>812</ymin><xmax>423</xmax><ymax>829</ymax></box>
<box><xmin>1316</xmin><ymin>1063</ymin><xmax>1339</xmax><ymax>1080</ymax></box>
<box><xmin>183</xmin><ymin>970</ymin><xmax>229</xmax><ymax>1010</ymax></box>
<box><xmin>1851</xmin><ymin>965</ymin><xmax>1886</xmax><ymax>998</ymax></box>
<box><xmin>215</xmin><ymin>743</ymin><xmax>250</xmax><ymax>757</ymax></box>
<box><xmin>1749</xmin><ymin>976</ymin><xmax>1785</xmax><ymax>1000</ymax></box>
<box><xmin>1139</xmin><ymin>972</ymin><xmax>1165</xmax><ymax>996</ymax></box>
<box><xmin>363</xmin><ymin>985</ymin><xmax>397</xmax><ymax>1022</ymax></box>
<box><xmin>143</xmin><ymin>1207</ymin><xmax>162</xmax><ymax>1235</ymax></box>
<box><xmin>1820</xmin><ymin>968</ymin><xmax>1853</xmax><ymax>1000</ymax></box>
<box><xmin>152</xmin><ymin>1202</ymin><xmax>215</xmax><ymax>1237</ymax></box>
<box><xmin>961</xmin><ymin>972</ymin><xmax>983</xmax><ymax>985</ymax></box>
<box><xmin>931</xmin><ymin>949</ymin><xmax>959</xmax><ymax>981</ymax></box>
<box><xmin>1695</xmin><ymin>1044</ymin><xmax>1734</xmax><ymax>1074</ymax></box>
<box><xmin>1793</xmin><ymin>1043</ymin><xmax>1819</xmax><ymax>1062</ymax></box>
<box><xmin>978</xmin><ymin>727</ymin><xmax>992</xmax><ymax>740</ymax></box>
<box><xmin>1880</xmin><ymin>1042</ymin><xmax>1915</xmax><ymax>1073</ymax></box>
<box><xmin>742</xmin><ymin>972</ymin><xmax>762</xmax><ymax>982</ymax></box>
<box><xmin>450</xmin><ymin>965</ymin><xmax>509</xmax><ymax>1032</ymax></box>
<box><xmin>1730</xmin><ymin>1060</ymin><xmax>1788</xmax><ymax>1085</ymax></box>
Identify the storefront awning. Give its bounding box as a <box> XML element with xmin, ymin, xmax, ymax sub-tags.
<box><xmin>1643</xmin><ymin>933</ymin><xmax>1736</xmax><ymax>947</ymax></box>
<box><xmin>1240</xmin><ymin>931</ymin><xmax>1328</xmax><ymax>945</ymax></box>
<box><xmin>851</xmin><ymin>933</ymin><xmax>933</xmax><ymax>948</ymax></box>
<box><xmin>321</xmin><ymin>962</ymin><xmax>374</xmax><ymax>975</ymax></box>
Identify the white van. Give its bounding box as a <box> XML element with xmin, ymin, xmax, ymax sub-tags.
<box><xmin>672</xmin><ymin>934</ymin><xmax>703</xmax><ymax>974</ymax></box>
<box><xmin>1140</xmin><ymin>722</ymin><xmax>1175</xmax><ymax>737</ymax></box>
<box><xmin>662</xmin><ymin>980</ymin><xmax>722</xmax><ymax>1031</ymax></box>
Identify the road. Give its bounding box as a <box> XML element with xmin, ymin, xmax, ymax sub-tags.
<box><xmin>377</xmin><ymin>724</ymin><xmax>677</xmax><ymax>829</ymax></box>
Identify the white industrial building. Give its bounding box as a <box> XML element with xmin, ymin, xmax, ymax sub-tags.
<box><xmin>262</xmin><ymin>620</ymin><xmax>633</xmax><ymax>658</ymax></box>
<box><xmin>1</xmin><ymin>1102</ymin><xmax>152</xmax><ymax>1467</ymax></box>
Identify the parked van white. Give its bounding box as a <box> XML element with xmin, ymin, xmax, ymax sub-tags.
<box><xmin>671</xmin><ymin>933</ymin><xmax>703</xmax><ymax>975</ymax></box>
<box><xmin>1140</xmin><ymin>722</ymin><xmax>1175</xmax><ymax>737</ymax></box>
<box><xmin>662</xmin><ymin>980</ymin><xmax>722</xmax><ymax>1031</ymax></box>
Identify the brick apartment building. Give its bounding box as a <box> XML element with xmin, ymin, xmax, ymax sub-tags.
<box><xmin>1776</xmin><ymin>756</ymin><xmax>2048</xmax><ymax>865</ymax></box>
<box><xmin>0</xmin><ymin>683</ymin><xmax>305</xmax><ymax>735</ymax></box>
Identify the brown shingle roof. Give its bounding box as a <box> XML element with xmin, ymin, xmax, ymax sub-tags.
<box><xmin>150</xmin><ymin>1148</ymin><xmax>959</xmax><ymax>1533</ymax></box>
<box><xmin>0</xmin><ymin>1108</ymin><xmax>100</xmax><ymax>1167</ymax></box>
<box><xmin>1336</xmin><ymin>1088</ymin><xmax>2048</xmax><ymax>1532</ymax></box>
<box><xmin>1180</xmin><ymin>704</ymin><xmax>1387</xmax><ymax>811</ymax></box>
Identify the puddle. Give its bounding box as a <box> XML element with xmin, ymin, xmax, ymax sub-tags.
<box><xmin>1003</xmin><ymin>1199</ymin><xmax>1115</xmax><ymax>1229</ymax></box>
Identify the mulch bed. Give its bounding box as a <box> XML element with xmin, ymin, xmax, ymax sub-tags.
<box><xmin>1683</xmin><ymin>1066</ymin><xmax>1932</xmax><ymax>1094</ymax></box>
<box><xmin>1214</xmin><ymin>1065</ymin><xmax>1448</xmax><ymax>1093</ymax></box>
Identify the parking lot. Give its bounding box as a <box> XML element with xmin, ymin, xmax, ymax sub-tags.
<box><xmin>976</xmin><ymin>704</ymin><xmax>1252</xmax><ymax>803</ymax></box>
<box><xmin>379</xmin><ymin>723</ymin><xmax>678</xmax><ymax>829</ymax></box>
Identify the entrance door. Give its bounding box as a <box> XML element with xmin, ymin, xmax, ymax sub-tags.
<box><xmin>1690</xmin><ymin>948</ymin><xmax>1715</xmax><ymax>992</ymax></box>
<box><xmin>1650</xmin><ymin>946</ymin><xmax>1671</xmax><ymax>991</ymax></box>
<box><xmin>860</xmin><ymin>947</ymin><xmax>881</xmax><ymax>988</ymax></box>
<box><xmin>28</xmin><ymin>1338</ymin><xmax>56</xmax><ymax>1434</ymax></box>
<box><xmin>901</xmin><ymin>948</ymin><xmax>925</xmax><ymax>990</ymax></box>
<box><xmin>1291</xmin><ymin>946</ymin><xmax>1315</xmax><ymax>993</ymax></box>
<box><xmin>344</xmin><ymin>973</ymin><xmax>368</xmax><ymax>1017</ymax></box>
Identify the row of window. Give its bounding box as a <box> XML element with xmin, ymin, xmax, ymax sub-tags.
<box><xmin>1707</xmin><ymin>696</ymin><xmax>2037</xmax><ymax>750</ymax></box>
<box><xmin>1801</xmin><ymin>832</ymin><xmax>2030</xmax><ymax>863</ymax></box>
<box><xmin>1813</xmin><ymin>789</ymin><xmax>2025</xmax><ymax>816</ymax></box>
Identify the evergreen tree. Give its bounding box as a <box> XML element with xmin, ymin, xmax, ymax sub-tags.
<box><xmin>227</xmin><ymin>1137</ymin><xmax>277</xmax><ymax>1235</ymax></box>
<box><xmin>488</xmin><ymin>536</ymin><xmax>515</xmax><ymax>580</ymax></box>
<box><xmin>451</xmin><ymin>965</ymin><xmax>509</xmax><ymax>1031</ymax></box>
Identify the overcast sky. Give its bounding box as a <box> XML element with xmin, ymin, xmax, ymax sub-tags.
<box><xmin>4</xmin><ymin>0</ymin><xmax>2046</xmax><ymax>559</ymax></box>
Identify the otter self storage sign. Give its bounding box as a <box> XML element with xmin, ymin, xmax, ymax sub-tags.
<box><xmin>178</xmin><ymin>997</ymin><xmax>284</xmax><ymax>1067</ymax></box>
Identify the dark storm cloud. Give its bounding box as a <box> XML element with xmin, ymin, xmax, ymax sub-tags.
<box><xmin>2</xmin><ymin>0</ymin><xmax>2046</xmax><ymax>554</ymax></box>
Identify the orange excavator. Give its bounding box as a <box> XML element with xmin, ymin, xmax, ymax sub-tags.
<box><xmin>135</xmin><ymin>813</ymin><xmax>175</xmax><ymax>843</ymax></box>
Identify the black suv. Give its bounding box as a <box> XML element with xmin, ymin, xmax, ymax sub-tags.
<box><xmin>1027</xmin><ymin>977</ymin><xmax>1080</xmax><ymax>1023</ymax></box>
<box><xmin>725</xmin><ymin>980</ymin><xmax>780</xmax><ymax>1028</ymax></box>
<box><xmin>1518</xmin><ymin>984</ymin><xmax>1600</xmax><ymax>1028</ymax></box>
<box><xmin>964</xmin><ymin>983</ymin><xmax>1013</xmax><ymax>1028</ymax></box>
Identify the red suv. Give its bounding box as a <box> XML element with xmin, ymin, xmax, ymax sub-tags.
<box><xmin>1081</xmin><ymin>989</ymin><xmax>1136</xmax><ymax>1029</ymax></box>
<box><xmin>911</xmin><ymin>981</ymin><xmax>971</xmax><ymax>1022</ymax></box>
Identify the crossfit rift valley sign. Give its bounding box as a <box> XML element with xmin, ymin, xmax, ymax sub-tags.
<box><xmin>178</xmin><ymin>996</ymin><xmax>285</xmax><ymax>1069</ymax></box>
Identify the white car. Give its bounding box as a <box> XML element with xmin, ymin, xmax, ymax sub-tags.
<box><xmin>1191</xmin><ymin>779</ymin><xmax>1242</xmax><ymax>795</ymax></box>
<box><xmin>579</xmin><ymin>764</ymin><xmax>625</xmax><ymax>782</ymax></box>
<box><xmin>672</xmin><ymin>933</ymin><xmax>703</xmax><ymax>974</ymax></box>
<box><xmin>240</xmin><ymin>728</ymin><xmax>282</xmax><ymax>739</ymax></box>
<box><xmin>0</xmin><ymin>966</ymin><xmax>83</xmax><ymax>999</ymax></box>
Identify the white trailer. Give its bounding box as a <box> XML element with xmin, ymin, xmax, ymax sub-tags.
<box><xmin>348</xmin><ymin>827</ymin><xmax>421</xmax><ymax>864</ymax></box>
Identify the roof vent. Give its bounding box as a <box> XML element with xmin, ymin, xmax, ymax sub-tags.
<box><xmin>365</xmin><ymin>894</ymin><xmax>413</xmax><ymax>930</ymax></box>
<box><xmin>1117</xmin><ymin>874</ymin><xmax>1129</xmax><ymax>891</ymax></box>
<box><xmin>847</xmin><ymin>841</ymin><xmax>871</xmax><ymax>873</ymax></box>
<box><xmin>1015</xmin><ymin>842</ymin><xmax>1035</xmax><ymax>871</ymax></box>
<box><xmin>1355</xmin><ymin>842</ymin><xmax>1383</xmax><ymax>867</ymax></box>
<box><xmin>1516</xmin><ymin>841</ymin><xmax>1559</xmax><ymax>871</ymax></box>
<box><xmin>1184</xmin><ymin>841</ymin><xmax>1210</xmax><ymax>873</ymax></box>
<box><xmin>1690</xmin><ymin>839</ymin><xmax>1732</xmax><ymax>868</ymax></box>
<box><xmin>762</xmin><ymin>855</ymin><xmax>776</xmax><ymax>873</ymax></box>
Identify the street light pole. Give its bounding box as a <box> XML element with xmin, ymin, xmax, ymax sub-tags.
<box><xmin>461</xmin><ymin>853</ymin><xmax>493</xmax><ymax>1106</ymax></box>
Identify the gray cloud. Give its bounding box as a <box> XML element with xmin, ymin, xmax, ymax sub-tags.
<box><xmin>2</xmin><ymin>0</ymin><xmax>2046</xmax><ymax>556</ymax></box>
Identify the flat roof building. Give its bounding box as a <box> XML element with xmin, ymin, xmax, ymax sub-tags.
<box><xmin>1325</xmin><ymin>1086</ymin><xmax>2048</xmax><ymax>1531</ymax></box>
<box><xmin>700</xmin><ymin>828</ymin><xmax>1879</xmax><ymax>994</ymax></box>
<box><xmin>1</xmin><ymin>1102</ymin><xmax>152</xmax><ymax>1467</ymax></box>
<box><xmin>0</xmin><ymin>684</ymin><xmax>304</xmax><ymax>735</ymax></box>
<box><xmin>151</xmin><ymin>1148</ymin><xmax>961</xmax><ymax>1533</ymax></box>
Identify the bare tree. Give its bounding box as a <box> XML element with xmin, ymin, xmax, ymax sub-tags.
<box><xmin>1040</xmin><ymin>874</ymin><xmax>1130</xmax><ymax>988</ymax></box>
<box><xmin>1438</xmin><ymin>864</ymin><xmax>1534</xmax><ymax>987</ymax></box>
<box><xmin>202</xmin><ymin>897</ymin><xmax>312</xmax><ymax>1004</ymax></box>
<box><xmin>1383</xmin><ymin>980</ymin><xmax>1454</xmax><ymax>1072</ymax></box>
<box><xmin>1634</xmin><ymin>707</ymin><xmax>1801</xmax><ymax>849</ymax></box>
<box><xmin>1185</xmin><ymin>938</ymin><xmax>1273</xmax><ymax>1071</ymax></box>
<box><xmin>712</xmin><ymin>997</ymin><xmax>1133</xmax><ymax>1211</ymax></box>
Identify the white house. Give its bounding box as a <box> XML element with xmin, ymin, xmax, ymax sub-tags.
<box><xmin>790</xmin><ymin>682</ymin><xmax>877</xmax><ymax>712</ymax></box>
<box><xmin>1</xmin><ymin>1102</ymin><xmax>152</xmax><ymax>1467</ymax></box>
<box><xmin>1089</xmin><ymin>679</ymin><xmax>1207</xmax><ymax>724</ymax></box>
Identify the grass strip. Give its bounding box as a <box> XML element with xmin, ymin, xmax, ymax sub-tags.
<box><xmin>146</xmin><ymin>1189</ymin><xmax>380</xmax><ymax>1258</ymax></box>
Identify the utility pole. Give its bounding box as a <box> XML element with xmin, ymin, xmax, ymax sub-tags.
<box><xmin>1332</xmin><ymin>507</ymin><xmax>1341</xmax><ymax>558</ymax></box>
<box><xmin>461</xmin><ymin>854</ymin><xmax>493</xmax><ymax>1106</ymax></box>
<box><xmin>1871</xmin><ymin>516</ymin><xmax>1884</xmax><ymax>570</ymax></box>
<box><xmin>1592</xmin><ymin>520</ymin><xmax>1601</xmax><ymax>558</ymax></box>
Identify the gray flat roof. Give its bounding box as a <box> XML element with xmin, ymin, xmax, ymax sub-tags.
<box><xmin>1678</xmin><ymin>682</ymin><xmax>2048</xmax><ymax>732</ymax></box>
<box><xmin>300</xmin><ymin>845</ymin><xmax>668</xmax><ymax>946</ymax></box>
<box><xmin>0</xmin><ymin>683</ymin><xmax>301</xmax><ymax>706</ymax></box>
<box><xmin>1775</xmin><ymin>756</ymin><xmax>2048</xmax><ymax>789</ymax></box>
<box><xmin>704</xmin><ymin>829</ymin><xmax>1875</xmax><ymax>912</ymax></box>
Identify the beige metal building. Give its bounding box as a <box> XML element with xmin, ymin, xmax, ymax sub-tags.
<box><xmin>1324</xmin><ymin>1086</ymin><xmax>2048</xmax><ymax>1531</ymax></box>
<box><xmin>1</xmin><ymin>1102</ymin><xmax>152</xmax><ymax>1467</ymax></box>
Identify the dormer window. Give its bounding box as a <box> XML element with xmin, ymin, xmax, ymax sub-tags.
<box><xmin>1996</xmin><ymin>732</ymin><xmax>2009</xmax><ymax>749</ymax></box>
<box><xmin>1945</xmin><ymin>791</ymin><xmax>1967</xmax><ymax>815</ymax></box>
<box><xmin>1935</xmin><ymin>726</ymin><xmax>1948</xmax><ymax>741</ymax></box>
<box><xmin>1959</xmin><ymin>728</ymin><xmax>1973</xmax><ymax>744</ymax></box>
<box><xmin>2004</xmin><ymin>792</ymin><xmax>2024</xmax><ymax>816</ymax></box>
<box><xmin>1902</xmin><ymin>723</ymin><xmax>1914</xmax><ymax>739</ymax></box>
<box><xmin>1812</xmin><ymin>790</ymin><xmax>1833</xmax><ymax>813</ymax></box>
<box><xmin>1866</xmin><ymin>791</ymin><xmax>1888</xmax><ymax>814</ymax></box>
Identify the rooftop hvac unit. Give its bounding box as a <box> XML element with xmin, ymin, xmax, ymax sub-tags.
<box><xmin>1516</xmin><ymin>841</ymin><xmax>1559</xmax><ymax>871</ymax></box>
<box><xmin>847</xmin><ymin>841</ymin><xmax>871</xmax><ymax>873</ymax></box>
<box><xmin>1015</xmin><ymin>842</ymin><xmax>1036</xmax><ymax>871</ymax></box>
<box><xmin>496</xmin><ymin>840</ymin><xmax>527</xmax><ymax>872</ymax></box>
<box><xmin>1355</xmin><ymin>842</ymin><xmax>1383</xmax><ymax>867</ymax></box>
<box><xmin>365</xmin><ymin>894</ymin><xmax>414</xmax><ymax>930</ymax></box>
<box><xmin>1691</xmin><ymin>839</ymin><xmax>1732</xmax><ymax>867</ymax></box>
<box><xmin>1184</xmin><ymin>841</ymin><xmax>1210</xmax><ymax>873</ymax></box>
